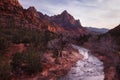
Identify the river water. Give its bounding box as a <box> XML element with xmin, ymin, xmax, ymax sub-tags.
<box><xmin>60</xmin><ymin>45</ymin><xmax>104</xmax><ymax>80</ymax></box>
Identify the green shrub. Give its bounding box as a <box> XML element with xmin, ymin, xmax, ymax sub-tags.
<box><xmin>0</xmin><ymin>63</ymin><xmax>11</xmax><ymax>80</ymax></box>
<box><xmin>11</xmin><ymin>52</ymin><xmax>26</xmax><ymax>75</ymax></box>
<box><xmin>11</xmin><ymin>47</ymin><xmax>42</xmax><ymax>75</ymax></box>
<box><xmin>25</xmin><ymin>48</ymin><xmax>42</xmax><ymax>74</ymax></box>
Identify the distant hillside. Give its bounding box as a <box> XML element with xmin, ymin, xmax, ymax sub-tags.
<box><xmin>86</xmin><ymin>27</ymin><xmax>109</xmax><ymax>34</ymax></box>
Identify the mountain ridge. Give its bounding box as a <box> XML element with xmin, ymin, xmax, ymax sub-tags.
<box><xmin>86</xmin><ymin>27</ymin><xmax>109</xmax><ymax>34</ymax></box>
<box><xmin>0</xmin><ymin>0</ymin><xmax>88</xmax><ymax>35</ymax></box>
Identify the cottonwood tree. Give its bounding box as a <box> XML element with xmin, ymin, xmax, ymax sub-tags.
<box><xmin>48</xmin><ymin>34</ymin><xmax>67</xmax><ymax>58</ymax></box>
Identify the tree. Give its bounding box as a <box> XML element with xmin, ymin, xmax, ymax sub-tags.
<box><xmin>48</xmin><ymin>34</ymin><xmax>67</xmax><ymax>58</ymax></box>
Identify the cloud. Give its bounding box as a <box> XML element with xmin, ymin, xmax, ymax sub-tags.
<box><xmin>19</xmin><ymin>0</ymin><xmax>120</xmax><ymax>29</ymax></box>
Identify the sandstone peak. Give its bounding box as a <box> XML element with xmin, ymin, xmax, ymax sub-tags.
<box><xmin>27</xmin><ymin>6</ymin><xmax>40</xmax><ymax>17</ymax></box>
<box><xmin>60</xmin><ymin>10</ymin><xmax>74</xmax><ymax>19</ymax></box>
<box><xmin>49</xmin><ymin>10</ymin><xmax>89</xmax><ymax>34</ymax></box>
<box><xmin>61</xmin><ymin>10</ymin><xmax>69</xmax><ymax>15</ymax></box>
<box><xmin>28</xmin><ymin>7</ymin><xmax>37</xmax><ymax>12</ymax></box>
<box><xmin>51</xmin><ymin>10</ymin><xmax>82</xmax><ymax>29</ymax></box>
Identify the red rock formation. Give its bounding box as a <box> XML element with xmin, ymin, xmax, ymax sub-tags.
<box><xmin>51</xmin><ymin>10</ymin><xmax>82</xmax><ymax>28</ymax></box>
<box><xmin>0</xmin><ymin>0</ymin><xmax>89</xmax><ymax>35</ymax></box>
<box><xmin>50</xmin><ymin>10</ymin><xmax>89</xmax><ymax>34</ymax></box>
<box><xmin>0</xmin><ymin>0</ymin><xmax>64</xmax><ymax>32</ymax></box>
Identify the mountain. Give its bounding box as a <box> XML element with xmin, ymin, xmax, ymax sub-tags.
<box><xmin>51</xmin><ymin>10</ymin><xmax>82</xmax><ymax>28</ymax></box>
<box><xmin>50</xmin><ymin>10</ymin><xmax>89</xmax><ymax>34</ymax></box>
<box><xmin>86</xmin><ymin>27</ymin><xmax>109</xmax><ymax>34</ymax></box>
<box><xmin>0</xmin><ymin>0</ymin><xmax>89</xmax><ymax>35</ymax></box>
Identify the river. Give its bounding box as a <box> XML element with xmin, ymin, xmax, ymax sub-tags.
<box><xmin>59</xmin><ymin>45</ymin><xmax>104</xmax><ymax>80</ymax></box>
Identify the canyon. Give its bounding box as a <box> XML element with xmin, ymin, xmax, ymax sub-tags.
<box><xmin>0</xmin><ymin>0</ymin><xmax>120</xmax><ymax>80</ymax></box>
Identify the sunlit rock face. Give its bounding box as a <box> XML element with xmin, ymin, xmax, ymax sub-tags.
<box><xmin>60</xmin><ymin>45</ymin><xmax>104</xmax><ymax>80</ymax></box>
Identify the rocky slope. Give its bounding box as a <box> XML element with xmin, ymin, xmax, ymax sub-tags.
<box><xmin>103</xmin><ymin>25</ymin><xmax>120</xmax><ymax>80</ymax></box>
<box><xmin>83</xmin><ymin>24</ymin><xmax>120</xmax><ymax>80</ymax></box>
<box><xmin>107</xmin><ymin>25</ymin><xmax>120</xmax><ymax>80</ymax></box>
<box><xmin>108</xmin><ymin>24</ymin><xmax>120</xmax><ymax>50</ymax></box>
<box><xmin>4</xmin><ymin>43</ymin><xmax>83</xmax><ymax>80</ymax></box>
<box><xmin>0</xmin><ymin>0</ymin><xmax>64</xmax><ymax>32</ymax></box>
<box><xmin>108</xmin><ymin>24</ymin><xmax>120</xmax><ymax>36</ymax></box>
<box><xmin>29</xmin><ymin>48</ymin><xmax>82</xmax><ymax>80</ymax></box>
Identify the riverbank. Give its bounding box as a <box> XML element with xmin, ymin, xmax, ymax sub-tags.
<box><xmin>10</xmin><ymin>45</ymin><xmax>83</xmax><ymax>80</ymax></box>
<box><xmin>59</xmin><ymin>45</ymin><xmax>104</xmax><ymax>80</ymax></box>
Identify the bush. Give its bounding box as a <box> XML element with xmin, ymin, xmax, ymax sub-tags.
<box><xmin>11</xmin><ymin>47</ymin><xmax>42</xmax><ymax>75</ymax></box>
<box><xmin>11</xmin><ymin>52</ymin><xmax>26</xmax><ymax>75</ymax></box>
<box><xmin>0</xmin><ymin>63</ymin><xmax>11</xmax><ymax>80</ymax></box>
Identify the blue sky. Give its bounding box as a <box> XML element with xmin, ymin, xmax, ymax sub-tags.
<box><xmin>19</xmin><ymin>0</ymin><xmax>120</xmax><ymax>29</ymax></box>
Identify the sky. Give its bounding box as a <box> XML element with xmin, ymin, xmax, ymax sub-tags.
<box><xmin>19</xmin><ymin>0</ymin><xmax>120</xmax><ymax>29</ymax></box>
